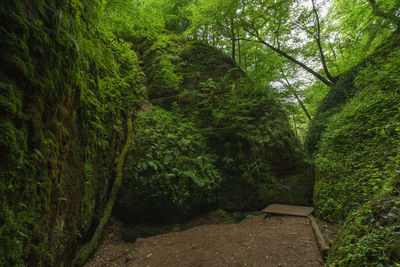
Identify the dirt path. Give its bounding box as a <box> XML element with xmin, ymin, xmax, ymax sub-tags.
<box><xmin>86</xmin><ymin>215</ymin><xmax>324</xmax><ymax>267</ymax></box>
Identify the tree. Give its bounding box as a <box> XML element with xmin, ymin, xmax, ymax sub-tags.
<box><xmin>239</xmin><ymin>0</ymin><xmax>337</xmax><ymax>87</ymax></box>
<box><xmin>280</xmin><ymin>69</ymin><xmax>312</xmax><ymax>121</ymax></box>
<box><xmin>188</xmin><ymin>0</ymin><xmax>399</xmax><ymax>88</ymax></box>
<box><xmin>322</xmin><ymin>0</ymin><xmax>399</xmax><ymax>74</ymax></box>
<box><xmin>368</xmin><ymin>0</ymin><xmax>400</xmax><ymax>28</ymax></box>
<box><xmin>188</xmin><ymin>0</ymin><xmax>242</xmax><ymax>63</ymax></box>
<box><xmin>103</xmin><ymin>0</ymin><xmax>165</xmax><ymax>42</ymax></box>
<box><xmin>155</xmin><ymin>0</ymin><xmax>194</xmax><ymax>33</ymax></box>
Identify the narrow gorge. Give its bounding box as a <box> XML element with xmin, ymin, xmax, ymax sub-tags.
<box><xmin>1</xmin><ymin>0</ymin><xmax>399</xmax><ymax>266</ymax></box>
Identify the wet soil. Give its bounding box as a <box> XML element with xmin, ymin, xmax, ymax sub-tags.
<box><xmin>86</xmin><ymin>215</ymin><xmax>324</xmax><ymax>267</ymax></box>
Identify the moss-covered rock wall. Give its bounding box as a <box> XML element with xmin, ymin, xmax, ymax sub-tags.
<box><xmin>0</xmin><ymin>1</ymin><xmax>144</xmax><ymax>265</ymax></box>
<box><xmin>309</xmin><ymin>33</ymin><xmax>400</xmax><ymax>265</ymax></box>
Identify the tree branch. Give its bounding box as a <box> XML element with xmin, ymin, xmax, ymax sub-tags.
<box><xmin>311</xmin><ymin>0</ymin><xmax>337</xmax><ymax>83</ymax></box>
<box><xmin>295</xmin><ymin>23</ymin><xmax>317</xmax><ymax>40</ymax></box>
<box><xmin>328</xmin><ymin>41</ymin><xmax>337</xmax><ymax>62</ymax></box>
<box><xmin>241</xmin><ymin>28</ymin><xmax>334</xmax><ymax>87</ymax></box>
<box><xmin>280</xmin><ymin>69</ymin><xmax>312</xmax><ymax>121</ymax></box>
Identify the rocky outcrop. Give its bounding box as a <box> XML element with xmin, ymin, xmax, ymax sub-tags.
<box><xmin>116</xmin><ymin>37</ymin><xmax>314</xmax><ymax>224</ymax></box>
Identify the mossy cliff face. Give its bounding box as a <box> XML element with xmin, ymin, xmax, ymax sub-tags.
<box><xmin>116</xmin><ymin>36</ymin><xmax>314</xmax><ymax>224</ymax></box>
<box><xmin>310</xmin><ymin>34</ymin><xmax>400</xmax><ymax>265</ymax></box>
<box><xmin>327</xmin><ymin>192</ymin><xmax>400</xmax><ymax>266</ymax></box>
<box><xmin>0</xmin><ymin>1</ymin><xmax>144</xmax><ymax>265</ymax></box>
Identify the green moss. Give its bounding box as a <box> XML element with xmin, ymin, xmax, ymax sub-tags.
<box><xmin>241</xmin><ymin>212</ymin><xmax>268</xmax><ymax>222</ymax></box>
<box><xmin>305</xmin><ymin>33</ymin><xmax>400</xmax><ymax>155</ymax></box>
<box><xmin>305</xmin><ymin>67</ymin><xmax>359</xmax><ymax>155</ymax></box>
<box><xmin>327</xmin><ymin>193</ymin><xmax>400</xmax><ymax>266</ymax></box>
<box><xmin>73</xmin><ymin>118</ymin><xmax>134</xmax><ymax>266</ymax></box>
<box><xmin>142</xmin><ymin>37</ymin><xmax>239</xmax><ymax>108</ymax></box>
<box><xmin>214</xmin><ymin>209</ymin><xmax>232</xmax><ymax>221</ymax></box>
<box><xmin>313</xmin><ymin>43</ymin><xmax>400</xmax><ymax>223</ymax></box>
<box><xmin>0</xmin><ymin>1</ymin><xmax>145</xmax><ymax>265</ymax></box>
<box><xmin>310</xmin><ymin>34</ymin><xmax>400</xmax><ymax>265</ymax></box>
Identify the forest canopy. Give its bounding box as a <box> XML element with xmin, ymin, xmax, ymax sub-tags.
<box><xmin>103</xmin><ymin>0</ymin><xmax>399</xmax><ymax>132</ymax></box>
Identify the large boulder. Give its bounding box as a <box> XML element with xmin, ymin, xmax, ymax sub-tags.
<box><xmin>116</xmin><ymin>37</ymin><xmax>314</xmax><ymax>224</ymax></box>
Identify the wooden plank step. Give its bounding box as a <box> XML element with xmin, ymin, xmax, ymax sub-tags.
<box><xmin>262</xmin><ymin>204</ymin><xmax>314</xmax><ymax>217</ymax></box>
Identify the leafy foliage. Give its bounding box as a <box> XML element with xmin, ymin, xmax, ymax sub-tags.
<box><xmin>325</xmin><ymin>0</ymin><xmax>395</xmax><ymax>73</ymax></box>
<box><xmin>313</xmin><ymin>36</ymin><xmax>400</xmax><ymax>221</ymax></box>
<box><xmin>102</xmin><ymin>0</ymin><xmax>165</xmax><ymax>42</ymax></box>
<box><xmin>116</xmin><ymin>106</ymin><xmax>221</xmax><ymax>223</ymax></box>
<box><xmin>312</xmin><ymin>34</ymin><xmax>400</xmax><ymax>265</ymax></box>
<box><xmin>327</xmin><ymin>192</ymin><xmax>400</xmax><ymax>266</ymax></box>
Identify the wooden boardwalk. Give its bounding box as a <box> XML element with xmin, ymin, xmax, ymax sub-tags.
<box><xmin>262</xmin><ymin>204</ymin><xmax>314</xmax><ymax>217</ymax></box>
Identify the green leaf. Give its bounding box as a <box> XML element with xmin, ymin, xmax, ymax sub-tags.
<box><xmin>148</xmin><ymin>161</ymin><xmax>158</xmax><ymax>171</ymax></box>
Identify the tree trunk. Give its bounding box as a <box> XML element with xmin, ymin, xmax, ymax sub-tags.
<box><xmin>238</xmin><ymin>28</ymin><xmax>241</xmax><ymax>67</ymax></box>
<box><xmin>311</xmin><ymin>0</ymin><xmax>337</xmax><ymax>83</ymax></box>
<box><xmin>232</xmin><ymin>37</ymin><xmax>236</xmax><ymax>64</ymax></box>
<box><xmin>231</xmin><ymin>32</ymin><xmax>236</xmax><ymax>63</ymax></box>
<box><xmin>292</xmin><ymin>90</ymin><xmax>312</xmax><ymax>121</ymax></box>
<box><xmin>212</xmin><ymin>25</ymin><xmax>216</xmax><ymax>47</ymax></box>
<box><xmin>258</xmin><ymin>37</ymin><xmax>333</xmax><ymax>86</ymax></box>
<box><xmin>244</xmin><ymin>52</ymin><xmax>247</xmax><ymax>72</ymax></box>
<box><xmin>204</xmin><ymin>25</ymin><xmax>208</xmax><ymax>42</ymax></box>
<box><xmin>292</xmin><ymin>114</ymin><xmax>299</xmax><ymax>139</ymax></box>
<box><xmin>230</xmin><ymin>18</ymin><xmax>236</xmax><ymax>64</ymax></box>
